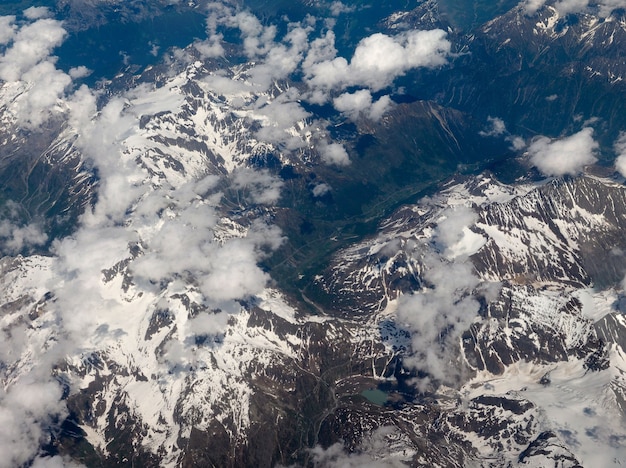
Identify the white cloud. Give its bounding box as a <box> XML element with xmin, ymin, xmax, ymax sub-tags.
<box><xmin>318</xmin><ymin>141</ymin><xmax>351</xmax><ymax>166</ymax></box>
<box><xmin>129</xmin><ymin>212</ymin><xmax>283</xmax><ymax>307</ymax></box>
<box><xmin>305</xmin><ymin>29</ymin><xmax>451</xmax><ymax>93</ymax></box>
<box><xmin>186</xmin><ymin>311</ymin><xmax>231</xmax><ymax>338</ymax></box>
<box><xmin>243</xmin><ymin>23</ymin><xmax>313</xmax><ymax>88</ymax></box>
<box><xmin>0</xmin><ymin>201</ymin><xmax>48</xmax><ymax>254</ymax></box>
<box><xmin>302</xmin><ymin>30</ymin><xmax>338</xmax><ymax>76</ymax></box>
<box><xmin>397</xmin><ymin>255</ymin><xmax>481</xmax><ymax>390</ymax></box>
<box><xmin>309</xmin><ymin>427</ymin><xmax>411</xmax><ymax>467</ymax></box>
<box><xmin>31</xmin><ymin>456</ymin><xmax>85</xmax><ymax>468</ymax></box>
<box><xmin>0</xmin><ymin>18</ymin><xmax>67</xmax><ymax>82</ymax></box>
<box><xmin>250</xmin><ymin>90</ymin><xmax>312</xmax><ymax>149</ymax></box>
<box><xmin>0</xmin><ymin>219</ymin><xmax>48</xmax><ymax>254</ymax></box>
<box><xmin>46</xmin><ymin>75</ymin><xmax>287</xmax><ymax>345</ymax></box>
<box><xmin>614</xmin><ymin>132</ymin><xmax>626</xmax><ymax>177</ymax></box>
<box><xmin>434</xmin><ymin>206</ymin><xmax>486</xmax><ymax>260</ymax></box>
<box><xmin>523</xmin><ymin>0</ymin><xmax>548</xmax><ymax>14</ymax></box>
<box><xmin>68</xmin><ymin>66</ymin><xmax>91</xmax><ymax>79</ymax></box>
<box><xmin>333</xmin><ymin>89</ymin><xmax>393</xmax><ymax>121</ymax></box>
<box><xmin>555</xmin><ymin>0</ymin><xmax>591</xmax><ymax>15</ymax></box>
<box><xmin>194</xmin><ymin>35</ymin><xmax>224</xmax><ymax>58</ymax></box>
<box><xmin>0</xmin><ymin>7</ymin><xmax>456</xmax><ymax>460</ymax></box>
<box><xmin>228</xmin><ymin>11</ymin><xmax>277</xmax><ymax>58</ymax></box>
<box><xmin>528</xmin><ymin>127</ymin><xmax>598</xmax><ymax>176</ymax></box>
<box><xmin>0</xmin><ymin>14</ymin><xmax>92</xmax><ymax>128</ymax></box>
<box><xmin>15</xmin><ymin>61</ymin><xmax>72</xmax><ymax>126</ymax></box>
<box><xmin>0</xmin><ymin>16</ymin><xmax>16</xmax><ymax>44</ymax></box>
<box><xmin>23</xmin><ymin>7</ymin><xmax>52</xmax><ymax>20</ymax></box>
<box><xmin>508</xmin><ymin>135</ymin><xmax>527</xmax><ymax>151</ymax></box>
<box><xmin>479</xmin><ymin>116</ymin><xmax>507</xmax><ymax>137</ymax></box>
<box><xmin>478</xmin><ymin>116</ymin><xmax>526</xmax><ymax>151</ymax></box>
<box><xmin>194</xmin><ymin>10</ymin><xmax>450</xmax><ymax>138</ymax></box>
<box><xmin>231</xmin><ymin>168</ymin><xmax>283</xmax><ymax>205</ymax></box>
<box><xmin>0</xmin><ymin>378</ymin><xmax>66</xmax><ymax>468</ymax></box>
<box><xmin>329</xmin><ymin>1</ymin><xmax>356</xmax><ymax>16</ymax></box>
<box><xmin>312</xmin><ymin>183</ymin><xmax>331</xmax><ymax>197</ymax></box>
<box><xmin>305</xmin><ymin>56</ymin><xmax>350</xmax><ymax>95</ymax></box>
<box><xmin>393</xmin><ymin>203</ymin><xmax>498</xmax><ymax>390</ymax></box>
<box><xmin>197</xmin><ymin>230</ymin><xmax>279</xmax><ymax>302</ymax></box>
<box><xmin>596</xmin><ymin>0</ymin><xmax>626</xmax><ymax>16</ymax></box>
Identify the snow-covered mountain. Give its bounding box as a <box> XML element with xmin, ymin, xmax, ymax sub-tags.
<box><xmin>2</xmin><ymin>0</ymin><xmax>626</xmax><ymax>467</ymax></box>
<box><xmin>310</xmin><ymin>172</ymin><xmax>626</xmax><ymax>466</ymax></box>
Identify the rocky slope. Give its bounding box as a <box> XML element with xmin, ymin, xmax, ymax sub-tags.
<box><xmin>2</xmin><ymin>1</ymin><xmax>626</xmax><ymax>467</ymax></box>
<box><xmin>309</xmin><ymin>173</ymin><xmax>626</xmax><ymax>465</ymax></box>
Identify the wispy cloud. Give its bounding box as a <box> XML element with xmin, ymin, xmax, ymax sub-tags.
<box><xmin>309</xmin><ymin>426</ymin><xmax>412</xmax><ymax>467</ymax></box>
<box><xmin>395</xmin><ymin>205</ymin><xmax>491</xmax><ymax>391</ymax></box>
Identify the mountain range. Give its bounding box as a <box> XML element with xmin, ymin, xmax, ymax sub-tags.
<box><xmin>1</xmin><ymin>0</ymin><xmax>626</xmax><ymax>466</ymax></box>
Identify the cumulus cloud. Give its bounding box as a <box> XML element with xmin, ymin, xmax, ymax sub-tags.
<box><xmin>0</xmin><ymin>16</ymin><xmax>16</xmax><ymax>44</ymax></box>
<box><xmin>31</xmin><ymin>456</ymin><xmax>85</xmax><ymax>468</ymax></box>
<box><xmin>250</xmin><ymin>90</ymin><xmax>312</xmax><ymax>149</ymax></box>
<box><xmin>192</xmin><ymin>8</ymin><xmax>451</xmax><ymax>150</ymax></box>
<box><xmin>479</xmin><ymin>116</ymin><xmax>507</xmax><ymax>137</ymax></box>
<box><xmin>329</xmin><ymin>1</ymin><xmax>356</xmax><ymax>16</ymax></box>
<box><xmin>23</xmin><ymin>7</ymin><xmax>52</xmax><ymax>20</ymax></box>
<box><xmin>312</xmin><ymin>182</ymin><xmax>331</xmax><ymax>197</ymax></box>
<box><xmin>508</xmin><ymin>135</ymin><xmax>527</xmax><ymax>151</ymax></box>
<box><xmin>130</xmin><ymin>195</ymin><xmax>283</xmax><ymax>307</ymax></box>
<box><xmin>333</xmin><ymin>90</ymin><xmax>392</xmax><ymax>121</ymax></box>
<box><xmin>523</xmin><ymin>0</ymin><xmax>548</xmax><ymax>14</ymax></box>
<box><xmin>16</xmin><ymin>61</ymin><xmax>72</xmax><ymax>126</ymax></box>
<box><xmin>50</xmin><ymin>78</ymin><xmax>287</xmax><ymax>336</ymax></box>
<box><xmin>433</xmin><ymin>206</ymin><xmax>487</xmax><ymax>259</ymax></box>
<box><xmin>305</xmin><ymin>29</ymin><xmax>451</xmax><ymax>93</ymax></box>
<box><xmin>318</xmin><ymin>141</ymin><xmax>351</xmax><ymax>166</ymax></box>
<box><xmin>197</xmin><ymin>224</ymin><xmax>283</xmax><ymax>302</ymax></box>
<box><xmin>68</xmin><ymin>65</ymin><xmax>91</xmax><ymax>79</ymax></box>
<box><xmin>231</xmin><ymin>11</ymin><xmax>278</xmax><ymax>58</ymax></box>
<box><xmin>242</xmin><ymin>23</ymin><xmax>313</xmax><ymax>88</ymax></box>
<box><xmin>194</xmin><ymin>35</ymin><xmax>224</xmax><ymax>58</ymax></box>
<box><xmin>0</xmin><ymin>6</ymin><xmax>457</xmax><ymax>461</ymax></box>
<box><xmin>528</xmin><ymin>127</ymin><xmax>598</xmax><ymax>176</ymax></box>
<box><xmin>478</xmin><ymin>116</ymin><xmax>526</xmax><ymax>150</ymax></box>
<box><xmin>596</xmin><ymin>0</ymin><xmax>626</xmax><ymax>16</ymax></box>
<box><xmin>302</xmin><ymin>30</ymin><xmax>338</xmax><ymax>74</ymax></box>
<box><xmin>614</xmin><ymin>132</ymin><xmax>626</xmax><ymax>177</ymax></box>
<box><xmin>0</xmin><ymin>14</ymin><xmax>88</xmax><ymax>127</ymax></box>
<box><xmin>0</xmin><ymin>378</ymin><xmax>67</xmax><ymax>468</ymax></box>
<box><xmin>0</xmin><ymin>17</ymin><xmax>67</xmax><ymax>82</ymax></box>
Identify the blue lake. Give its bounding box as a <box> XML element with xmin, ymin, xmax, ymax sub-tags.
<box><xmin>361</xmin><ymin>388</ymin><xmax>388</xmax><ymax>405</ymax></box>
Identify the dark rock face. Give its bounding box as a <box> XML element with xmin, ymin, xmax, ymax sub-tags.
<box><xmin>4</xmin><ymin>1</ymin><xmax>626</xmax><ymax>465</ymax></box>
<box><xmin>418</xmin><ymin>4</ymin><xmax>626</xmax><ymax>147</ymax></box>
<box><xmin>0</xmin><ymin>121</ymin><xmax>97</xmax><ymax>251</ymax></box>
<box><xmin>300</xmin><ymin>173</ymin><xmax>626</xmax><ymax>465</ymax></box>
<box><xmin>518</xmin><ymin>431</ymin><xmax>583</xmax><ymax>467</ymax></box>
